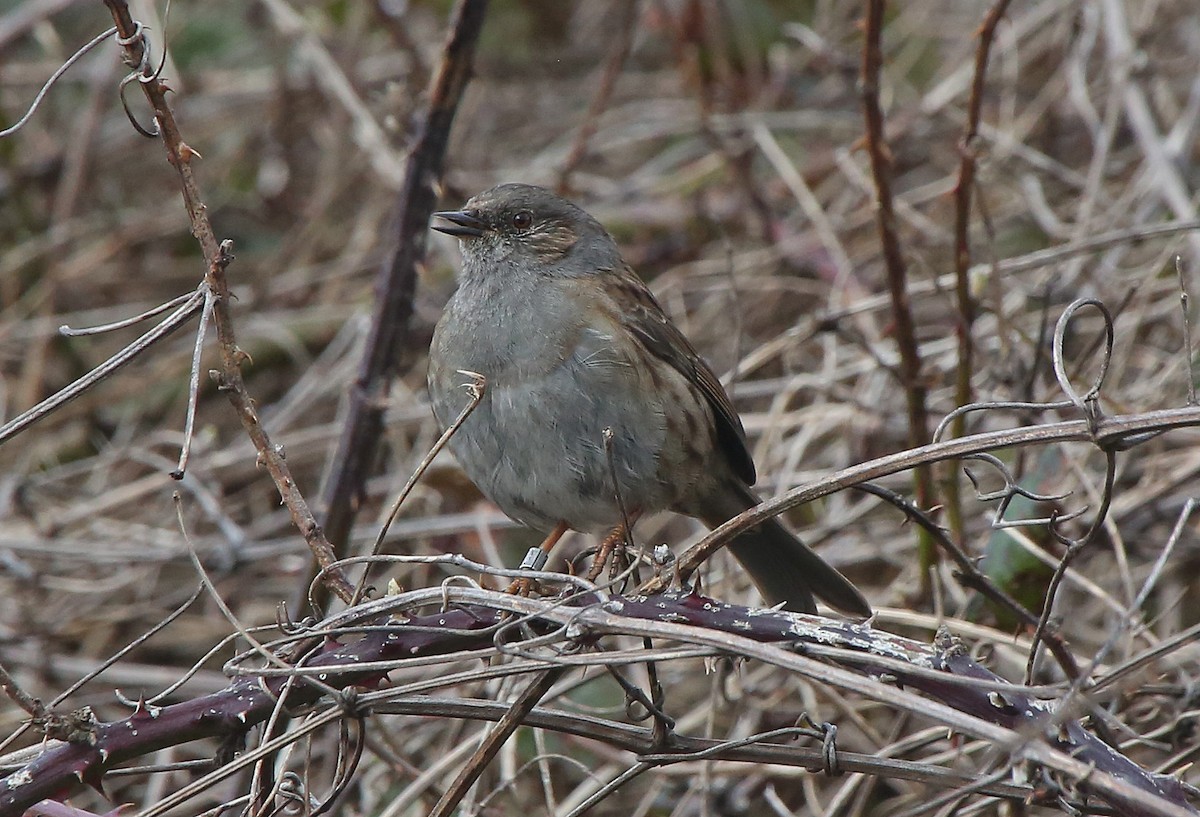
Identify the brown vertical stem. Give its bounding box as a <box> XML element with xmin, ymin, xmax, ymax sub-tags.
<box><xmin>945</xmin><ymin>0</ymin><xmax>1014</xmax><ymax>541</ymax></box>
<box><xmin>557</xmin><ymin>0</ymin><xmax>640</xmax><ymax>193</ymax></box>
<box><xmin>860</xmin><ymin>0</ymin><xmax>937</xmax><ymax>585</ymax></box>
<box><xmin>427</xmin><ymin>668</ymin><xmax>566</xmax><ymax>817</ymax></box>
<box><xmin>312</xmin><ymin>0</ymin><xmax>489</xmax><ymax>609</ymax></box>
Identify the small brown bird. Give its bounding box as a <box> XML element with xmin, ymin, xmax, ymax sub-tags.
<box><xmin>428</xmin><ymin>184</ymin><xmax>869</xmax><ymax>616</ymax></box>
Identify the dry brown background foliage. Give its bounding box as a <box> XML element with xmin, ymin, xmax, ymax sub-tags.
<box><xmin>2</xmin><ymin>1</ymin><xmax>1200</xmax><ymax>815</ymax></box>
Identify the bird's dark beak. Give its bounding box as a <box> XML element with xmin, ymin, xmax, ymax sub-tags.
<box><xmin>432</xmin><ymin>210</ymin><xmax>486</xmax><ymax>238</ymax></box>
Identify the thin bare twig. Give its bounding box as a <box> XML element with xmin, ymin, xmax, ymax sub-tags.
<box><xmin>0</xmin><ymin>25</ymin><xmax>116</xmax><ymax>138</ymax></box>
<box><xmin>654</xmin><ymin>402</ymin><xmax>1200</xmax><ymax>591</ymax></box>
<box><xmin>854</xmin><ymin>482</ymin><xmax>1083</xmax><ymax>683</ymax></box>
<box><xmin>1023</xmin><ymin>448</ymin><xmax>1117</xmax><ymax>686</ymax></box>
<box><xmin>172</xmin><ymin>281</ymin><xmax>215</xmax><ymax>477</ymax></box>
<box><xmin>0</xmin><ymin>663</ymin><xmax>42</xmax><ymax>720</ymax></box>
<box><xmin>103</xmin><ymin>0</ymin><xmax>354</xmax><ymax>603</ymax></box>
<box><xmin>1067</xmin><ymin>497</ymin><xmax>1197</xmax><ymax>706</ymax></box>
<box><xmin>58</xmin><ymin>290</ymin><xmax>198</xmax><ymax>336</ymax></box>
<box><xmin>427</xmin><ymin>668</ymin><xmax>566</xmax><ymax>817</ymax></box>
<box><xmin>822</xmin><ymin>218</ymin><xmax>1200</xmax><ymax>324</ymax></box>
<box><xmin>950</xmin><ymin>0</ymin><xmax>1013</xmax><ymax>418</ymax></box>
<box><xmin>350</xmin><ymin>371</ymin><xmax>487</xmax><ymax>607</ymax></box>
<box><xmin>860</xmin><ymin>0</ymin><xmax>937</xmax><ymax>581</ymax></box>
<box><xmin>0</xmin><ymin>582</ymin><xmax>205</xmax><ymax>759</ymax></box>
<box><xmin>1178</xmin><ymin>256</ymin><xmax>1197</xmax><ymax>406</ymax></box>
<box><xmin>946</xmin><ymin>0</ymin><xmax>1014</xmax><ymax>541</ymax></box>
<box><xmin>314</xmin><ymin>0</ymin><xmax>489</xmax><ymax>607</ymax></box>
<box><xmin>0</xmin><ymin>286</ymin><xmax>204</xmax><ymax>447</ymax></box>
<box><xmin>557</xmin><ymin>0</ymin><xmax>640</xmax><ymax>192</ymax></box>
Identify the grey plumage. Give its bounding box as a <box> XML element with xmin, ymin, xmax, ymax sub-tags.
<box><xmin>429</xmin><ymin>183</ymin><xmax>870</xmax><ymax>617</ymax></box>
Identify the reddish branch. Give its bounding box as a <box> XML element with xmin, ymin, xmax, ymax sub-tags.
<box><xmin>101</xmin><ymin>0</ymin><xmax>354</xmax><ymax>602</ymax></box>
<box><xmin>951</xmin><ymin>0</ymin><xmax>1013</xmax><ymax>423</ymax></box>
<box><xmin>0</xmin><ymin>604</ymin><xmax>503</xmax><ymax>813</ymax></box>
<box><xmin>860</xmin><ymin>0</ymin><xmax>930</xmax><ymax>453</ymax></box>
<box><xmin>1</xmin><ymin>590</ymin><xmax>1193</xmax><ymax>817</ymax></box>
<box><xmin>940</xmin><ymin>0</ymin><xmax>1015</xmax><ymax>577</ymax></box>
<box><xmin>316</xmin><ymin>0</ymin><xmax>489</xmax><ymax>589</ymax></box>
<box><xmin>860</xmin><ymin>0</ymin><xmax>937</xmax><ymax>577</ymax></box>
<box><xmin>556</xmin><ymin>1</ymin><xmax>640</xmax><ymax>192</ymax></box>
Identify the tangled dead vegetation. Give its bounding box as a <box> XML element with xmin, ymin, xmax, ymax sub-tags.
<box><xmin>2</xmin><ymin>2</ymin><xmax>1200</xmax><ymax>816</ymax></box>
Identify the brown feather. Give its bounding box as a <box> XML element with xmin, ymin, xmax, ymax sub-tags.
<box><xmin>609</xmin><ymin>265</ymin><xmax>756</xmax><ymax>485</ymax></box>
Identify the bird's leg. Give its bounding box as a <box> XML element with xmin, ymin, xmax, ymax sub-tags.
<box><xmin>586</xmin><ymin>513</ymin><xmax>640</xmax><ymax>585</ymax></box>
<box><xmin>508</xmin><ymin>520</ymin><xmax>569</xmax><ymax>596</ymax></box>
<box><xmin>609</xmin><ymin>516</ymin><xmax>642</xmax><ymax>583</ymax></box>
<box><xmin>596</xmin><ymin>428</ymin><xmax>639</xmax><ymax>586</ymax></box>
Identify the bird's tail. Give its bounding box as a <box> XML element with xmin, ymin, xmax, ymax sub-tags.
<box><xmin>700</xmin><ymin>485</ymin><xmax>871</xmax><ymax>617</ymax></box>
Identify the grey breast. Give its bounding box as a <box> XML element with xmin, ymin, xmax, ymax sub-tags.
<box><xmin>429</xmin><ymin>282</ymin><xmax>694</xmax><ymax>533</ymax></box>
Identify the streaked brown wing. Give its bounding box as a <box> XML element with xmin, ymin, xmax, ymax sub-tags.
<box><xmin>609</xmin><ymin>266</ymin><xmax>757</xmax><ymax>485</ymax></box>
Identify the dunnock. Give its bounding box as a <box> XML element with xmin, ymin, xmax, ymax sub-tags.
<box><xmin>428</xmin><ymin>184</ymin><xmax>869</xmax><ymax>616</ymax></box>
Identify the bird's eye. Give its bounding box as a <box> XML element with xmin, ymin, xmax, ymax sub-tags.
<box><xmin>511</xmin><ymin>210</ymin><xmax>533</xmax><ymax>230</ymax></box>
